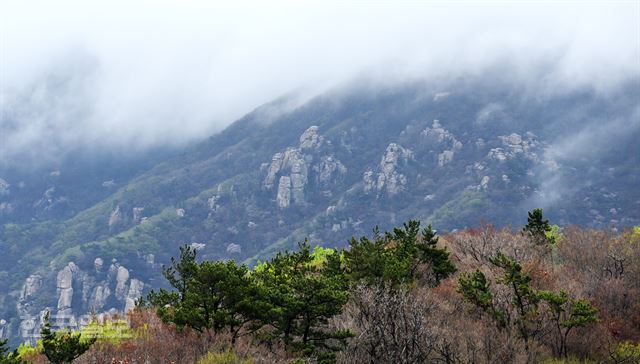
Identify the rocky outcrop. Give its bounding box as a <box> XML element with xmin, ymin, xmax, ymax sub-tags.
<box><xmin>108</xmin><ymin>205</ymin><xmax>121</xmax><ymax>226</ymax></box>
<box><xmin>226</xmin><ymin>243</ymin><xmax>242</xmax><ymax>254</ymax></box>
<box><xmin>88</xmin><ymin>283</ymin><xmax>111</xmax><ymax>312</ymax></box>
<box><xmin>422</xmin><ymin>120</ymin><xmax>463</xmax><ymax>167</ymax></box>
<box><xmin>276</xmin><ymin>176</ymin><xmax>292</xmax><ymax>208</ymax></box>
<box><xmin>0</xmin><ymin>202</ymin><xmax>13</xmax><ymax>215</ymax></box>
<box><xmin>132</xmin><ymin>207</ymin><xmax>144</xmax><ymax>223</ymax></box>
<box><xmin>264</xmin><ymin>153</ymin><xmax>285</xmax><ymax>189</ymax></box>
<box><xmin>288</xmin><ymin>150</ymin><xmax>308</xmax><ymax>205</ymax></box>
<box><xmin>299</xmin><ymin>125</ymin><xmax>324</xmax><ymax>150</ymax></box>
<box><xmin>263</xmin><ymin>126</ymin><xmax>345</xmax><ymax>208</ymax></box>
<box><xmin>33</xmin><ymin>187</ymin><xmax>65</xmax><ymax>211</ymax></box>
<box><xmin>20</xmin><ymin>274</ymin><xmax>42</xmax><ymax>301</ymax></box>
<box><xmin>114</xmin><ymin>266</ymin><xmax>130</xmax><ymax>301</ymax></box>
<box><xmin>364</xmin><ymin>143</ymin><xmax>412</xmax><ymax>196</ymax></box>
<box><xmin>207</xmin><ymin>195</ymin><xmax>220</xmax><ymax>211</ymax></box>
<box><xmin>124</xmin><ymin>279</ymin><xmax>144</xmax><ymax>312</ymax></box>
<box><xmin>315</xmin><ymin>156</ymin><xmax>347</xmax><ymax>185</ymax></box>
<box><xmin>15</xmin><ymin>255</ymin><xmax>147</xmax><ymax>343</ymax></box>
<box><xmin>57</xmin><ymin>262</ymin><xmax>78</xmax><ymax>312</ymax></box>
<box><xmin>0</xmin><ymin>319</ymin><xmax>8</xmax><ymax>339</ymax></box>
<box><xmin>0</xmin><ymin>178</ymin><xmax>9</xmax><ymax>196</ymax></box>
<box><xmin>480</xmin><ymin>176</ymin><xmax>490</xmax><ymax>190</ymax></box>
<box><xmin>94</xmin><ymin>258</ymin><xmax>104</xmax><ymax>273</ymax></box>
<box><xmin>488</xmin><ymin>132</ymin><xmax>541</xmax><ymax>162</ymax></box>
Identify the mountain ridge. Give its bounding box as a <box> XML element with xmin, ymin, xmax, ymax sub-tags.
<box><xmin>1</xmin><ymin>78</ymin><xmax>638</xmax><ymax>343</ymax></box>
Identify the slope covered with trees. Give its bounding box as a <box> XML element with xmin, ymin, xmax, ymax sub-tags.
<box><xmin>1</xmin><ymin>78</ymin><xmax>638</xmax><ymax>345</ymax></box>
<box><xmin>14</xmin><ymin>211</ymin><xmax>640</xmax><ymax>363</ymax></box>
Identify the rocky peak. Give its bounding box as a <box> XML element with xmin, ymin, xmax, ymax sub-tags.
<box><xmin>277</xmin><ymin>176</ymin><xmax>292</xmax><ymax>208</ymax></box>
<box><xmin>299</xmin><ymin>126</ymin><xmax>324</xmax><ymax>150</ymax></box>
<box><xmin>422</xmin><ymin>120</ymin><xmax>463</xmax><ymax>167</ymax></box>
<box><xmin>488</xmin><ymin>132</ymin><xmax>541</xmax><ymax>163</ymax></box>
<box><xmin>264</xmin><ymin>126</ymin><xmax>346</xmax><ymax>208</ymax></box>
<box><xmin>20</xmin><ymin>274</ymin><xmax>42</xmax><ymax>302</ymax></box>
<box><xmin>315</xmin><ymin>156</ymin><xmax>347</xmax><ymax>185</ymax></box>
<box><xmin>364</xmin><ymin>143</ymin><xmax>412</xmax><ymax>196</ymax></box>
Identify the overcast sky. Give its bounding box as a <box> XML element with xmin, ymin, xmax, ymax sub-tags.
<box><xmin>1</xmin><ymin>1</ymin><xmax>638</xmax><ymax>164</ymax></box>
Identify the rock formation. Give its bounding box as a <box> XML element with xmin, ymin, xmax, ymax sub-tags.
<box><xmin>0</xmin><ymin>178</ymin><xmax>9</xmax><ymax>196</ymax></box>
<box><xmin>422</xmin><ymin>120</ymin><xmax>463</xmax><ymax>167</ymax></box>
<box><xmin>363</xmin><ymin>143</ymin><xmax>412</xmax><ymax>196</ymax></box>
<box><xmin>108</xmin><ymin>205</ymin><xmax>121</xmax><ymax>226</ymax></box>
<box><xmin>263</xmin><ymin>126</ymin><xmax>346</xmax><ymax>208</ymax></box>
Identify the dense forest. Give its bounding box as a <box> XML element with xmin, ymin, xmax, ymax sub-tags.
<box><xmin>3</xmin><ymin>210</ymin><xmax>639</xmax><ymax>364</ymax></box>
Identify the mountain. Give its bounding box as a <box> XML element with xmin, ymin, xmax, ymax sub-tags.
<box><xmin>1</xmin><ymin>77</ymin><xmax>639</xmax><ymax>343</ymax></box>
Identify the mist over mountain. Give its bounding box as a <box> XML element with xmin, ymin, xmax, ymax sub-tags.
<box><xmin>1</xmin><ymin>74</ymin><xmax>639</xmax><ymax>344</ymax></box>
<box><xmin>0</xmin><ymin>0</ymin><xmax>638</xmax><ymax>349</ymax></box>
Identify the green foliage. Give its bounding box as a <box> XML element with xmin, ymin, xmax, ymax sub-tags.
<box><xmin>79</xmin><ymin>319</ymin><xmax>132</xmax><ymax>344</ymax></box>
<box><xmin>148</xmin><ymin>245</ymin><xmax>257</xmax><ymax>335</ymax></box>
<box><xmin>538</xmin><ymin>290</ymin><xmax>598</xmax><ymax>357</ymax></box>
<box><xmin>610</xmin><ymin>342</ymin><xmax>640</xmax><ymax>363</ymax></box>
<box><xmin>523</xmin><ymin>208</ymin><xmax>555</xmax><ymax>245</ymax></box>
<box><xmin>16</xmin><ymin>342</ymin><xmax>41</xmax><ymax>357</ymax></box>
<box><xmin>547</xmin><ymin>224</ymin><xmax>562</xmax><ymax>245</ymax></box>
<box><xmin>149</xmin><ymin>242</ymin><xmax>351</xmax><ymax>362</ymax></box>
<box><xmin>40</xmin><ymin>312</ymin><xmax>96</xmax><ymax>364</ymax></box>
<box><xmin>197</xmin><ymin>350</ymin><xmax>252</xmax><ymax>364</ymax></box>
<box><xmin>418</xmin><ymin>224</ymin><xmax>457</xmax><ymax>283</ymax></box>
<box><xmin>0</xmin><ymin>339</ymin><xmax>21</xmax><ymax>364</ymax></box>
<box><xmin>488</xmin><ymin>252</ymin><xmax>539</xmax><ymax>345</ymax></box>
<box><xmin>631</xmin><ymin>226</ymin><xmax>640</xmax><ymax>244</ymax></box>
<box><xmin>253</xmin><ymin>242</ymin><xmax>352</xmax><ymax>361</ymax></box>
<box><xmin>458</xmin><ymin>270</ymin><xmax>506</xmax><ymax>327</ymax></box>
<box><xmin>459</xmin><ymin>250</ymin><xmax>598</xmax><ymax>354</ymax></box>
<box><xmin>343</xmin><ymin>220</ymin><xmax>455</xmax><ymax>287</ymax></box>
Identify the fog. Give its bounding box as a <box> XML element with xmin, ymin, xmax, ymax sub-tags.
<box><xmin>1</xmin><ymin>1</ymin><xmax>638</xmax><ymax>164</ymax></box>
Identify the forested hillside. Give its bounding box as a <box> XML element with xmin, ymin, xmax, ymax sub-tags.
<box><xmin>8</xmin><ymin>214</ymin><xmax>640</xmax><ymax>363</ymax></box>
<box><xmin>1</xmin><ymin>78</ymin><xmax>638</xmax><ymax>345</ymax></box>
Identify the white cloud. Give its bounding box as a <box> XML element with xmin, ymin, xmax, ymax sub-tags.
<box><xmin>1</xmin><ymin>1</ymin><xmax>638</xmax><ymax>164</ymax></box>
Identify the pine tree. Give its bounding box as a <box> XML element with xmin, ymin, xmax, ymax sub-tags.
<box><xmin>523</xmin><ymin>208</ymin><xmax>554</xmax><ymax>245</ymax></box>
<box><xmin>344</xmin><ymin>221</ymin><xmax>456</xmax><ymax>286</ymax></box>
<box><xmin>254</xmin><ymin>242</ymin><xmax>351</xmax><ymax>362</ymax></box>
<box><xmin>148</xmin><ymin>246</ymin><xmax>257</xmax><ymax>336</ymax></box>
<box><xmin>538</xmin><ymin>290</ymin><xmax>598</xmax><ymax>357</ymax></box>
<box><xmin>0</xmin><ymin>339</ymin><xmax>21</xmax><ymax>364</ymax></box>
<box><xmin>41</xmin><ymin>312</ymin><xmax>96</xmax><ymax>364</ymax></box>
<box><xmin>418</xmin><ymin>224</ymin><xmax>456</xmax><ymax>285</ymax></box>
<box><xmin>458</xmin><ymin>269</ymin><xmax>506</xmax><ymax>327</ymax></box>
<box><xmin>489</xmin><ymin>252</ymin><xmax>540</xmax><ymax>347</ymax></box>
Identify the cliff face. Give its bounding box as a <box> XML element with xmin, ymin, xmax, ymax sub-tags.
<box><xmin>1</xmin><ymin>79</ymin><xmax>638</xmax><ymax>343</ymax></box>
<box><xmin>13</xmin><ymin>257</ymin><xmax>146</xmax><ymax>344</ymax></box>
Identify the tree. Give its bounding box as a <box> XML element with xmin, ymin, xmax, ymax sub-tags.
<box><xmin>148</xmin><ymin>246</ymin><xmax>260</xmax><ymax>340</ymax></box>
<box><xmin>538</xmin><ymin>290</ymin><xmax>598</xmax><ymax>358</ymax></box>
<box><xmin>458</xmin><ymin>269</ymin><xmax>506</xmax><ymax>327</ymax></box>
<box><xmin>488</xmin><ymin>252</ymin><xmax>540</xmax><ymax>348</ymax></box>
<box><xmin>0</xmin><ymin>339</ymin><xmax>21</xmax><ymax>364</ymax></box>
<box><xmin>40</xmin><ymin>312</ymin><xmax>96</xmax><ymax>364</ymax></box>
<box><xmin>163</xmin><ymin>244</ymin><xmax>198</xmax><ymax>302</ymax></box>
<box><xmin>343</xmin><ymin>227</ymin><xmax>389</xmax><ymax>285</ymax></box>
<box><xmin>342</xmin><ymin>285</ymin><xmax>438</xmax><ymax>363</ymax></box>
<box><xmin>254</xmin><ymin>242</ymin><xmax>351</xmax><ymax>362</ymax></box>
<box><xmin>418</xmin><ymin>224</ymin><xmax>456</xmax><ymax>285</ymax></box>
<box><xmin>458</xmin><ymin>251</ymin><xmax>598</xmax><ymax>356</ymax></box>
<box><xmin>523</xmin><ymin>208</ymin><xmax>555</xmax><ymax>245</ymax></box>
<box><xmin>344</xmin><ymin>221</ymin><xmax>455</xmax><ymax>287</ymax></box>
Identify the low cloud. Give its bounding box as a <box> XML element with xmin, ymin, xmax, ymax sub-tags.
<box><xmin>1</xmin><ymin>1</ymin><xmax>638</xmax><ymax>166</ymax></box>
